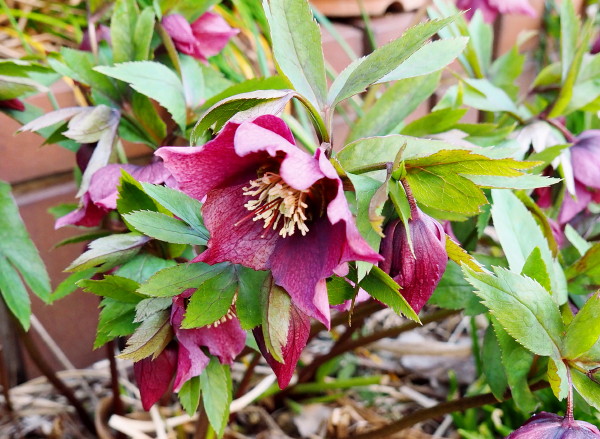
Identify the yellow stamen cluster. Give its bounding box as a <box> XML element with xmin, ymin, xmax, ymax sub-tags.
<box><xmin>240</xmin><ymin>172</ymin><xmax>310</xmax><ymax>238</ymax></box>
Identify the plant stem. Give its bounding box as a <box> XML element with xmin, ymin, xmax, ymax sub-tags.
<box><xmin>235</xmin><ymin>352</ymin><xmax>261</xmax><ymax>399</ymax></box>
<box><xmin>352</xmin><ymin>381</ymin><xmax>550</xmax><ymax>439</ymax></box>
<box><xmin>308</xmin><ymin>301</ymin><xmax>383</xmax><ymax>340</ymax></box>
<box><xmin>400</xmin><ymin>178</ymin><xmax>418</xmax><ymax>217</ymax></box>
<box><xmin>302</xmin><ymin>309</ymin><xmax>459</xmax><ymax>387</ymax></box>
<box><xmin>194</xmin><ymin>400</ymin><xmax>210</xmax><ymax>439</ymax></box>
<box><xmin>16</xmin><ymin>322</ymin><xmax>96</xmax><ymax>435</ymax></box>
<box><xmin>0</xmin><ymin>345</ymin><xmax>13</xmax><ymax>412</ymax></box>
<box><xmin>107</xmin><ymin>341</ymin><xmax>126</xmax><ymax>439</ymax></box>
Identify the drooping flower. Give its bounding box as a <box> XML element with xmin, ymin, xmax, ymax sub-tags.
<box><xmin>559</xmin><ymin>131</ymin><xmax>600</xmax><ymax>224</ymax></box>
<box><xmin>0</xmin><ymin>98</ymin><xmax>25</xmax><ymax>112</ymax></box>
<box><xmin>456</xmin><ymin>0</ymin><xmax>536</xmax><ymax>23</ymax></box>
<box><xmin>506</xmin><ymin>412</ymin><xmax>600</xmax><ymax>438</ymax></box>
<box><xmin>156</xmin><ymin>115</ymin><xmax>382</xmax><ymax>327</ymax></box>
<box><xmin>162</xmin><ymin>12</ymin><xmax>238</xmax><ymax>63</ymax></box>
<box><xmin>55</xmin><ymin>161</ymin><xmax>174</xmax><ymax>228</ymax></box>
<box><xmin>170</xmin><ymin>291</ymin><xmax>245</xmax><ymax>392</ymax></box>
<box><xmin>379</xmin><ymin>210</ymin><xmax>447</xmax><ymax>313</ymax></box>
<box><xmin>134</xmin><ymin>290</ymin><xmax>246</xmax><ymax>410</ymax></box>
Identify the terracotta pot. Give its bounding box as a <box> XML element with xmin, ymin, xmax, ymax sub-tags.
<box><xmin>310</xmin><ymin>0</ymin><xmax>426</xmax><ymax>17</ymax></box>
<box><xmin>95</xmin><ymin>396</ymin><xmax>117</xmax><ymax>439</ymax></box>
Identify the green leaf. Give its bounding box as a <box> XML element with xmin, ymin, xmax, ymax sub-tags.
<box><xmin>0</xmin><ymin>181</ymin><xmax>51</xmax><ymax>302</ymax></box>
<box><xmin>327</xmin><ymin>276</ymin><xmax>356</xmax><ymax>306</ymax></box>
<box><xmin>263</xmin><ymin>0</ymin><xmax>327</xmax><ymax>110</ymax></box>
<box><xmin>236</xmin><ymin>267</ymin><xmax>268</xmax><ymax>330</ymax></box>
<box><xmin>461</xmin><ymin>78</ymin><xmax>519</xmax><ymax>113</ymax></box>
<box><xmin>95</xmin><ymin>62</ymin><xmax>187</xmax><ymax>131</ymax></box>
<box><xmin>124</xmin><ymin>210</ymin><xmax>208</xmax><ymax>245</ymax></box>
<box><xmin>111</xmin><ymin>0</ymin><xmax>138</xmax><ymax>63</ymax></box>
<box><xmin>134</xmin><ymin>8</ymin><xmax>155</xmax><ymax>61</ymax></box>
<box><xmin>78</xmin><ymin>275</ymin><xmax>144</xmax><ymax>303</ymax></box>
<box><xmin>131</xmin><ymin>92</ymin><xmax>167</xmax><ymax>146</ymax></box>
<box><xmin>66</xmin><ymin>233</ymin><xmax>150</xmax><ymax>272</ymax></box>
<box><xmin>547</xmin><ymin>358</ymin><xmax>569</xmax><ymax>401</ymax></box>
<box><xmin>429</xmin><ymin>261</ymin><xmax>486</xmax><ymax>316</ymax></box>
<box><xmin>95</xmin><ymin>298</ymin><xmax>139</xmax><ymax>348</ymax></box>
<box><xmin>404</xmin><ymin>150</ymin><xmax>535</xmax><ymax>216</ymax></box>
<box><xmin>521</xmin><ymin>247</ymin><xmax>551</xmax><ymax>293</ymax></box>
<box><xmin>491</xmin><ymin>190</ymin><xmax>567</xmax><ymax>304</ymax></box>
<box><xmin>135</xmin><ymin>297</ymin><xmax>172</xmax><ymax>323</ymax></box>
<box><xmin>566</xmin><ymin>242</ymin><xmax>600</xmax><ymax>283</ymax></box>
<box><xmin>491</xmin><ymin>317</ymin><xmax>538</xmax><ymax>413</ymax></box>
<box><xmin>49</xmin><ymin>268</ymin><xmax>98</xmax><ymax>303</ymax></box>
<box><xmin>571</xmin><ymin>368</ymin><xmax>600</xmax><ymax>411</ymax></box>
<box><xmin>190</xmin><ymin>89</ymin><xmax>296</xmax><ymax>143</ymax></box>
<box><xmin>464</xmin><ymin>267</ymin><xmax>564</xmax><ymax>361</ymax></box>
<box><xmin>376</xmin><ymin>37</ymin><xmax>468</xmax><ymax>83</ymax></box>
<box><xmin>262</xmin><ymin>281</ymin><xmax>291</xmax><ymax>363</ymax></box>
<box><xmin>201</xmin><ymin>76</ymin><xmax>292</xmax><ymax>111</ymax></box>
<box><xmin>168</xmin><ymin>0</ymin><xmax>219</xmax><ymax>21</ymax></box>
<box><xmin>138</xmin><ymin>262</ymin><xmax>230</xmax><ymax>297</ymax></box>
<box><xmin>140</xmin><ymin>183</ymin><xmax>207</xmax><ymax>237</ymax></box>
<box><xmin>117</xmin><ymin>171</ymin><xmax>161</xmax><ymax>216</ymax></box>
<box><xmin>182</xmin><ymin>265</ymin><xmax>238</xmax><ymax>328</ymax></box>
<box><xmin>328</xmin><ymin>15</ymin><xmax>457</xmax><ymax>106</ymax></box>
<box><xmin>0</xmin><ymin>257</ymin><xmax>31</xmax><ymax>330</ymax></box>
<box><xmin>358</xmin><ymin>266</ymin><xmax>420</xmax><ymax>322</ymax></box>
<box><xmin>559</xmin><ymin>0</ymin><xmax>579</xmax><ymax>82</ymax></box>
<box><xmin>563</xmin><ymin>292</ymin><xmax>600</xmax><ymax>360</ymax></box>
<box><xmin>116</xmin><ymin>253</ymin><xmax>177</xmax><ymax>283</ymax></box>
<box><xmin>481</xmin><ymin>325</ymin><xmax>508</xmax><ymax>401</ymax></box>
<box><xmin>200</xmin><ymin>358</ymin><xmax>232</xmax><ymax>438</ymax></box>
<box><xmin>346</xmin><ymin>72</ymin><xmax>440</xmax><ymax>142</ymax></box>
<box><xmin>400</xmin><ymin>108</ymin><xmax>467</xmax><ymax>137</ymax></box>
<box><xmin>118</xmin><ymin>309</ymin><xmax>173</xmax><ymax>361</ymax></box>
<box><xmin>178</xmin><ymin>376</ymin><xmax>201</xmax><ymax>417</ymax></box>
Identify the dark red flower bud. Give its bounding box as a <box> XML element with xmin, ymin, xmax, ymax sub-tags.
<box><xmin>379</xmin><ymin>209</ymin><xmax>447</xmax><ymax>313</ymax></box>
<box><xmin>0</xmin><ymin>98</ymin><xmax>25</xmax><ymax>112</ymax></box>
<box><xmin>507</xmin><ymin>412</ymin><xmax>600</xmax><ymax>438</ymax></box>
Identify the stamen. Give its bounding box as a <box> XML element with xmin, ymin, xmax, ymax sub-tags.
<box><xmin>238</xmin><ymin>172</ymin><xmax>311</xmax><ymax>238</ymax></box>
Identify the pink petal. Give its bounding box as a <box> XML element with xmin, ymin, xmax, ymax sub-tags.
<box><xmin>162</xmin><ymin>14</ymin><xmax>197</xmax><ymax>45</ymax></box>
<box><xmin>490</xmin><ymin>0</ymin><xmax>536</xmax><ymax>18</ymax></box>
<box><xmin>0</xmin><ymin>98</ymin><xmax>25</xmax><ymax>111</ymax></box>
<box><xmin>190</xmin><ymin>12</ymin><xmax>239</xmax><ymax>58</ymax></box>
<box><xmin>54</xmin><ymin>192</ymin><xmax>109</xmax><ymax>228</ymax></box>
<box><xmin>133</xmin><ymin>347</ymin><xmax>177</xmax><ymax>410</ymax></box>
<box><xmin>253</xmin><ymin>304</ymin><xmax>310</xmax><ymax>388</ymax></box>
<box><xmin>558</xmin><ymin>181</ymin><xmax>593</xmax><ymax>224</ymax></box>
<box><xmin>571</xmin><ymin>131</ymin><xmax>600</xmax><ymax>189</ymax></box>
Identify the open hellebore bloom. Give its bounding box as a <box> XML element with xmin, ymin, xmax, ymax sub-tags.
<box><xmin>506</xmin><ymin>412</ymin><xmax>600</xmax><ymax>438</ymax></box>
<box><xmin>55</xmin><ymin>161</ymin><xmax>174</xmax><ymax>228</ymax></box>
<box><xmin>162</xmin><ymin>12</ymin><xmax>238</xmax><ymax>63</ymax></box>
<box><xmin>156</xmin><ymin>115</ymin><xmax>382</xmax><ymax>327</ymax></box>
<box><xmin>559</xmin><ymin>130</ymin><xmax>600</xmax><ymax>224</ymax></box>
<box><xmin>456</xmin><ymin>0</ymin><xmax>536</xmax><ymax>23</ymax></box>
<box><xmin>134</xmin><ymin>290</ymin><xmax>245</xmax><ymax>410</ymax></box>
<box><xmin>379</xmin><ymin>209</ymin><xmax>447</xmax><ymax>313</ymax></box>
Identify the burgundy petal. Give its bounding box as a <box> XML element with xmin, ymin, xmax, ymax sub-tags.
<box><xmin>133</xmin><ymin>347</ymin><xmax>177</xmax><ymax>410</ymax></box>
<box><xmin>54</xmin><ymin>192</ymin><xmax>109</xmax><ymax>229</ymax></box>
<box><xmin>507</xmin><ymin>412</ymin><xmax>600</xmax><ymax>438</ymax></box>
<box><xmin>558</xmin><ymin>182</ymin><xmax>593</xmax><ymax>224</ymax></box>
<box><xmin>380</xmin><ymin>211</ymin><xmax>448</xmax><ymax>313</ymax></box>
<box><xmin>253</xmin><ymin>304</ymin><xmax>310</xmax><ymax>388</ymax></box>
<box><xmin>571</xmin><ymin>131</ymin><xmax>600</xmax><ymax>190</ymax></box>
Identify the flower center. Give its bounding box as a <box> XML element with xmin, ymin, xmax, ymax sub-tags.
<box><xmin>237</xmin><ymin>172</ymin><xmax>310</xmax><ymax>238</ymax></box>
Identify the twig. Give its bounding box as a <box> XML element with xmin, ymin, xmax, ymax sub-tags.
<box><xmin>15</xmin><ymin>322</ymin><xmax>96</xmax><ymax>435</ymax></box>
<box><xmin>0</xmin><ymin>345</ymin><xmax>13</xmax><ymax>412</ymax></box>
<box><xmin>235</xmin><ymin>352</ymin><xmax>261</xmax><ymax>399</ymax></box>
<box><xmin>351</xmin><ymin>381</ymin><xmax>550</xmax><ymax>439</ymax></box>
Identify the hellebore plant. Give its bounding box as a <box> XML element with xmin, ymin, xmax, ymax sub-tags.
<box><xmin>456</xmin><ymin>0</ymin><xmax>536</xmax><ymax>22</ymax></box>
<box><xmin>2</xmin><ymin>0</ymin><xmax>600</xmax><ymax>438</ymax></box>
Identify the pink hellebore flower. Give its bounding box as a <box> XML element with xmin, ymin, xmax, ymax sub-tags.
<box><xmin>56</xmin><ymin>161</ymin><xmax>174</xmax><ymax>228</ymax></box>
<box><xmin>162</xmin><ymin>12</ymin><xmax>238</xmax><ymax>63</ymax></box>
<box><xmin>559</xmin><ymin>131</ymin><xmax>600</xmax><ymax>224</ymax></box>
<box><xmin>456</xmin><ymin>0</ymin><xmax>536</xmax><ymax>23</ymax></box>
<box><xmin>134</xmin><ymin>290</ymin><xmax>246</xmax><ymax>410</ymax></box>
<box><xmin>506</xmin><ymin>412</ymin><xmax>600</xmax><ymax>438</ymax></box>
<box><xmin>156</xmin><ymin>115</ymin><xmax>382</xmax><ymax>328</ymax></box>
<box><xmin>379</xmin><ymin>210</ymin><xmax>447</xmax><ymax>313</ymax></box>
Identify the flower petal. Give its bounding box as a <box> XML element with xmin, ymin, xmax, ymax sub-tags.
<box><xmin>190</xmin><ymin>12</ymin><xmax>239</xmax><ymax>58</ymax></box>
<box><xmin>133</xmin><ymin>347</ymin><xmax>177</xmax><ymax>410</ymax></box>
<box><xmin>253</xmin><ymin>304</ymin><xmax>310</xmax><ymax>388</ymax></box>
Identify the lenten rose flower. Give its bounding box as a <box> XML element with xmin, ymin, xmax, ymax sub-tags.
<box><xmin>506</xmin><ymin>412</ymin><xmax>600</xmax><ymax>438</ymax></box>
<box><xmin>558</xmin><ymin>131</ymin><xmax>600</xmax><ymax>224</ymax></box>
<box><xmin>162</xmin><ymin>12</ymin><xmax>238</xmax><ymax>63</ymax></box>
<box><xmin>134</xmin><ymin>346</ymin><xmax>178</xmax><ymax>410</ymax></box>
<box><xmin>456</xmin><ymin>0</ymin><xmax>536</xmax><ymax>23</ymax></box>
<box><xmin>379</xmin><ymin>210</ymin><xmax>447</xmax><ymax>313</ymax></box>
<box><xmin>156</xmin><ymin>115</ymin><xmax>382</xmax><ymax>327</ymax></box>
<box><xmin>56</xmin><ymin>161</ymin><xmax>174</xmax><ymax>228</ymax></box>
